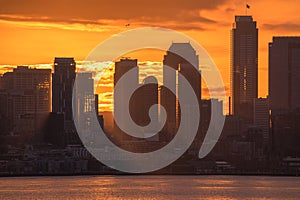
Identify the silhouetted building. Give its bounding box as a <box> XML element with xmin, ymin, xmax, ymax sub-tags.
<box><xmin>95</xmin><ymin>94</ymin><xmax>99</xmax><ymax>116</ymax></box>
<box><xmin>113</xmin><ymin>58</ymin><xmax>138</xmax><ymax>138</ymax></box>
<box><xmin>0</xmin><ymin>91</ymin><xmax>13</xmax><ymax>135</ymax></box>
<box><xmin>44</xmin><ymin>113</ymin><xmax>65</xmax><ymax>147</ymax></box>
<box><xmin>191</xmin><ymin>99</ymin><xmax>223</xmax><ymax>155</ymax></box>
<box><xmin>269</xmin><ymin>37</ymin><xmax>300</xmax><ymax>115</ymax></box>
<box><xmin>114</xmin><ymin>58</ymin><xmax>138</xmax><ymax>85</ymax></box>
<box><xmin>253</xmin><ymin>97</ymin><xmax>270</xmax><ymax>145</ymax></box>
<box><xmin>0</xmin><ymin>75</ymin><xmax>3</xmax><ymax>89</ymax></box>
<box><xmin>221</xmin><ymin>115</ymin><xmax>244</xmax><ymax>139</ymax></box>
<box><xmin>74</xmin><ymin>73</ymin><xmax>96</xmax><ymax>131</ymax></box>
<box><xmin>199</xmin><ymin>100</ymin><xmax>212</xmax><ymax>140</ymax></box>
<box><xmin>0</xmin><ymin>66</ymin><xmax>51</xmax><ymax>141</ymax></box>
<box><xmin>206</xmin><ymin>114</ymin><xmax>244</xmax><ymax>161</ymax></box>
<box><xmin>52</xmin><ymin>57</ymin><xmax>76</xmax><ymax>120</ymax></box>
<box><xmin>95</xmin><ymin>94</ymin><xmax>104</xmax><ymax>130</ymax></box>
<box><xmin>51</xmin><ymin>57</ymin><xmax>80</xmax><ymax>146</ymax></box>
<box><xmin>231</xmin><ymin>16</ymin><xmax>258</xmax><ymax>123</ymax></box>
<box><xmin>113</xmin><ymin>58</ymin><xmax>138</xmax><ymax>108</ymax></box>
<box><xmin>199</xmin><ymin>99</ymin><xmax>223</xmax><ymax>138</ymax></box>
<box><xmin>269</xmin><ymin>37</ymin><xmax>300</xmax><ymax>160</ymax></box>
<box><xmin>113</xmin><ymin>58</ymin><xmax>159</xmax><ymax>142</ymax></box>
<box><xmin>98</xmin><ymin>115</ymin><xmax>104</xmax><ymax>131</ymax></box>
<box><xmin>246</xmin><ymin>126</ymin><xmax>265</xmax><ymax>160</ymax></box>
<box><xmin>136</xmin><ymin>76</ymin><xmax>159</xmax><ymax>140</ymax></box>
<box><xmin>271</xmin><ymin>110</ymin><xmax>300</xmax><ymax>157</ymax></box>
<box><xmin>161</xmin><ymin>42</ymin><xmax>201</xmax><ymax>138</ymax></box>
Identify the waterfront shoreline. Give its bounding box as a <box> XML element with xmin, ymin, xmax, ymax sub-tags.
<box><xmin>1</xmin><ymin>172</ymin><xmax>299</xmax><ymax>178</ymax></box>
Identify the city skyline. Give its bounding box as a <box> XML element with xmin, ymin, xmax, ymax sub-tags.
<box><xmin>0</xmin><ymin>32</ymin><xmax>298</xmax><ymax>115</ymax></box>
<box><xmin>1</xmin><ymin>1</ymin><xmax>300</xmax><ymax>199</ymax></box>
<box><xmin>1</xmin><ymin>37</ymin><xmax>299</xmax><ymax>175</ymax></box>
<box><xmin>1</xmin><ymin>0</ymin><xmax>300</xmax><ymax>104</ymax></box>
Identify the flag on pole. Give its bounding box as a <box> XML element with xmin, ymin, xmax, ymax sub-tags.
<box><xmin>246</xmin><ymin>4</ymin><xmax>250</xmax><ymax>9</ymax></box>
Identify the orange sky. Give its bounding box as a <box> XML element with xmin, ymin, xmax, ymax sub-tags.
<box><xmin>0</xmin><ymin>0</ymin><xmax>299</xmax><ymax>113</ymax></box>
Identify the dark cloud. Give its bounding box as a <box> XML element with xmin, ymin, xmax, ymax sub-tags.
<box><xmin>0</xmin><ymin>14</ymin><xmax>107</xmax><ymax>26</ymax></box>
<box><xmin>0</xmin><ymin>0</ymin><xmax>225</xmax><ymax>26</ymax></box>
<box><xmin>138</xmin><ymin>61</ymin><xmax>161</xmax><ymax>66</ymax></box>
<box><xmin>225</xmin><ymin>7</ymin><xmax>235</xmax><ymax>13</ymax></box>
<box><xmin>137</xmin><ymin>22</ymin><xmax>208</xmax><ymax>31</ymax></box>
<box><xmin>202</xmin><ymin>86</ymin><xmax>229</xmax><ymax>95</ymax></box>
<box><xmin>262</xmin><ymin>23</ymin><xmax>300</xmax><ymax>32</ymax></box>
<box><xmin>103</xmin><ymin>93</ymin><xmax>113</xmax><ymax>98</ymax></box>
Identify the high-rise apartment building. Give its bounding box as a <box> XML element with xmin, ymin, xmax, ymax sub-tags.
<box><xmin>269</xmin><ymin>37</ymin><xmax>300</xmax><ymax>114</ymax></box>
<box><xmin>0</xmin><ymin>66</ymin><xmax>51</xmax><ymax>138</ymax></box>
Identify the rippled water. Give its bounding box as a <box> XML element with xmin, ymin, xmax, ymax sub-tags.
<box><xmin>0</xmin><ymin>175</ymin><xmax>299</xmax><ymax>199</ymax></box>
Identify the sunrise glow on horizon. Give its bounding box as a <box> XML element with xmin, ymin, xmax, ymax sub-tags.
<box><xmin>1</xmin><ymin>0</ymin><xmax>300</xmax><ymax>113</ymax></box>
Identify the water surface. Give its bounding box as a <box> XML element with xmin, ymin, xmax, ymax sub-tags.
<box><xmin>0</xmin><ymin>175</ymin><xmax>299</xmax><ymax>199</ymax></box>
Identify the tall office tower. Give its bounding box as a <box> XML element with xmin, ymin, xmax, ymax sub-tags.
<box><xmin>114</xmin><ymin>58</ymin><xmax>138</xmax><ymax>85</ymax></box>
<box><xmin>231</xmin><ymin>16</ymin><xmax>258</xmax><ymax>123</ymax></box>
<box><xmin>113</xmin><ymin>58</ymin><xmax>139</xmax><ymax>137</ymax></box>
<box><xmin>51</xmin><ymin>57</ymin><xmax>79</xmax><ymax>146</ymax></box>
<box><xmin>161</xmin><ymin>42</ymin><xmax>200</xmax><ymax>137</ymax></box>
<box><xmin>74</xmin><ymin>73</ymin><xmax>95</xmax><ymax>131</ymax></box>
<box><xmin>52</xmin><ymin>57</ymin><xmax>76</xmax><ymax>121</ymax></box>
<box><xmin>0</xmin><ymin>66</ymin><xmax>51</xmax><ymax>138</ymax></box>
<box><xmin>253</xmin><ymin>97</ymin><xmax>270</xmax><ymax>144</ymax></box>
<box><xmin>269</xmin><ymin>37</ymin><xmax>300</xmax><ymax>114</ymax></box>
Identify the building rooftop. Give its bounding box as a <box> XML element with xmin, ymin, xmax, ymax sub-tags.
<box><xmin>235</xmin><ymin>16</ymin><xmax>253</xmax><ymax>22</ymax></box>
<box><xmin>54</xmin><ymin>57</ymin><xmax>75</xmax><ymax>63</ymax></box>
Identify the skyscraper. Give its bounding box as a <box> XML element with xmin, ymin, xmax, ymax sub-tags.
<box><xmin>74</xmin><ymin>73</ymin><xmax>95</xmax><ymax>131</ymax></box>
<box><xmin>113</xmin><ymin>58</ymin><xmax>139</xmax><ymax>137</ymax></box>
<box><xmin>161</xmin><ymin>42</ymin><xmax>201</xmax><ymax>137</ymax></box>
<box><xmin>231</xmin><ymin>16</ymin><xmax>258</xmax><ymax>123</ymax></box>
<box><xmin>132</xmin><ymin>76</ymin><xmax>159</xmax><ymax>139</ymax></box>
<box><xmin>114</xmin><ymin>58</ymin><xmax>138</xmax><ymax>86</ymax></box>
<box><xmin>52</xmin><ymin>57</ymin><xmax>76</xmax><ymax>120</ymax></box>
<box><xmin>51</xmin><ymin>57</ymin><xmax>80</xmax><ymax>146</ymax></box>
<box><xmin>113</xmin><ymin>58</ymin><xmax>160</xmax><ymax>142</ymax></box>
<box><xmin>269</xmin><ymin>37</ymin><xmax>300</xmax><ymax>114</ymax></box>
